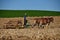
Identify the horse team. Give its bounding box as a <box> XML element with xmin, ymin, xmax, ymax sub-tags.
<box><xmin>32</xmin><ymin>17</ymin><xmax>54</xmax><ymax>28</ymax></box>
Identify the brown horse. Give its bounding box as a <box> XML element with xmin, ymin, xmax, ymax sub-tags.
<box><xmin>33</xmin><ymin>17</ymin><xmax>54</xmax><ymax>28</ymax></box>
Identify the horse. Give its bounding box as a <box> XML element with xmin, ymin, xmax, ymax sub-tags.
<box><xmin>33</xmin><ymin>17</ymin><xmax>54</xmax><ymax>28</ymax></box>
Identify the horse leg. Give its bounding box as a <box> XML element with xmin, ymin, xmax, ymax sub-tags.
<box><xmin>42</xmin><ymin>25</ymin><xmax>44</xmax><ymax>28</ymax></box>
<box><xmin>33</xmin><ymin>23</ymin><xmax>37</xmax><ymax>26</ymax></box>
<box><xmin>40</xmin><ymin>25</ymin><xmax>42</xmax><ymax>28</ymax></box>
<box><xmin>41</xmin><ymin>23</ymin><xmax>45</xmax><ymax>29</ymax></box>
<box><xmin>48</xmin><ymin>22</ymin><xmax>50</xmax><ymax>25</ymax></box>
<box><xmin>38</xmin><ymin>23</ymin><xmax>40</xmax><ymax>27</ymax></box>
<box><xmin>38</xmin><ymin>23</ymin><xmax>42</xmax><ymax>28</ymax></box>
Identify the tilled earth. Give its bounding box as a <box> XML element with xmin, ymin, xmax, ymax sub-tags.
<box><xmin>0</xmin><ymin>28</ymin><xmax>60</xmax><ymax>40</ymax></box>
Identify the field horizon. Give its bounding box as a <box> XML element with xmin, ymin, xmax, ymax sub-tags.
<box><xmin>0</xmin><ymin>10</ymin><xmax>60</xmax><ymax>18</ymax></box>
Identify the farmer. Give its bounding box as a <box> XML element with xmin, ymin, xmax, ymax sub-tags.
<box><xmin>24</xmin><ymin>13</ymin><xmax>27</xmax><ymax>27</ymax></box>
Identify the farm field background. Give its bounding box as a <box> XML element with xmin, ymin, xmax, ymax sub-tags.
<box><xmin>0</xmin><ymin>10</ymin><xmax>60</xmax><ymax>40</ymax></box>
<box><xmin>0</xmin><ymin>10</ymin><xmax>60</xmax><ymax>18</ymax></box>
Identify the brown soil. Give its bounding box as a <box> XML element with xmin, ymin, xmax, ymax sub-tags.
<box><xmin>0</xmin><ymin>28</ymin><xmax>60</xmax><ymax>40</ymax></box>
